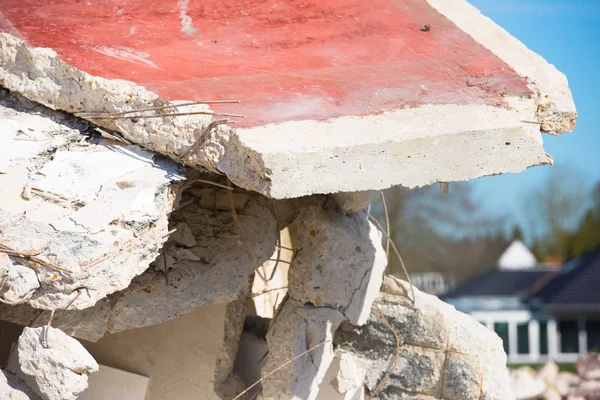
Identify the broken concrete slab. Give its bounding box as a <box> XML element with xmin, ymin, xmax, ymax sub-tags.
<box><xmin>334</xmin><ymin>276</ymin><xmax>513</xmax><ymax>400</ymax></box>
<box><xmin>0</xmin><ymin>92</ymin><xmax>183</xmax><ymax>310</ymax></box>
<box><xmin>262</xmin><ymin>300</ymin><xmax>344</xmax><ymax>400</ymax></box>
<box><xmin>0</xmin><ymin>0</ymin><xmax>577</xmax><ymax>199</ymax></box>
<box><xmin>1</xmin><ymin>369</ymin><xmax>41</xmax><ymax>400</ymax></box>
<box><xmin>106</xmin><ymin>191</ymin><xmax>278</xmax><ymax>333</ymax></box>
<box><xmin>0</xmin><ymin>186</ymin><xmax>278</xmax><ymax>340</ymax></box>
<box><xmin>16</xmin><ymin>327</ymin><xmax>99</xmax><ymax>400</ymax></box>
<box><xmin>287</xmin><ymin>206</ymin><xmax>387</xmax><ymax>325</ymax></box>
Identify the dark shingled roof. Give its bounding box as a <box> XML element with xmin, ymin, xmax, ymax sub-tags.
<box><xmin>443</xmin><ymin>268</ymin><xmax>551</xmax><ymax>299</ymax></box>
<box><xmin>534</xmin><ymin>247</ymin><xmax>600</xmax><ymax>309</ymax></box>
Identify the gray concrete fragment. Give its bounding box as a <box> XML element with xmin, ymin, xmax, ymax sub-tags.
<box><xmin>107</xmin><ymin>193</ymin><xmax>278</xmax><ymax>333</ymax></box>
<box><xmin>288</xmin><ymin>206</ymin><xmax>387</xmax><ymax>325</ymax></box>
<box><xmin>17</xmin><ymin>327</ymin><xmax>99</xmax><ymax>400</ymax></box>
<box><xmin>0</xmin><ymin>369</ymin><xmax>41</xmax><ymax>400</ymax></box>
<box><xmin>334</xmin><ymin>276</ymin><xmax>513</xmax><ymax>400</ymax></box>
<box><xmin>0</xmin><ymin>92</ymin><xmax>181</xmax><ymax>310</ymax></box>
<box><xmin>333</xmin><ymin>191</ymin><xmax>379</xmax><ymax>213</ymax></box>
<box><xmin>0</xmin><ymin>188</ymin><xmax>278</xmax><ymax>341</ymax></box>
<box><xmin>262</xmin><ymin>300</ymin><xmax>344</xmax><ymax>400</ymax></box>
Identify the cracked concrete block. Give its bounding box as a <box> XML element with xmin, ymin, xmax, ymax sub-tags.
<box><xmin>262</xmin><ymin>300</ymin><xmax>344</xmax><ymax>400</ymax></box>
<box><xmin>1</xmin><ymin>369</ymin><xmax>41</xmax><ymax>400</ymax></box>
<box><xmin>333</xmin><ymin>191</ymin><xmax>380</xmax><ymax>214</ymax></box>
<box><xmin>17</xmin><ymin>327</ymin><xmax>99</xmax><ymax>400</ymax></box>
<box><xmin>288</xmin><ymin>206</ymin><xmax>387</xmax><ymax>325</ymax></box>
<box><xmin>107</xmin><ymin>193</ymin><xmax>277</xmax><ymax>333</ymax></box>
<box><xmin>0</xmin><ymin>93</ymin><xmax>182</xmax><ymax>310</ymax></box>
<box><xmin>334</xmin><ymin>276</ymin><xmax>513</xmax><ymax>400</ymax></box>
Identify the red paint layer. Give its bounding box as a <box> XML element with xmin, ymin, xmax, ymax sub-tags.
<box><xmin>0</xmin><ymin>0</ymin><xmax>531</xmax><ymax>127</ymax></box>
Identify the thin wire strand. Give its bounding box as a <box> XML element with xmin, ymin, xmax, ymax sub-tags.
<box><xmin>227</xmin><ymin>179</ymin><xmax>269</xmax><ymax>284</ymax></box>
<box><xmin>76</xmin><ymin>100</ymin><xmax>240</xmax><ymax>117</ymax></box>
<box><xmin>366</xmin><ymin>212</ymin><xmax>416</xmax><ymax>304</ymax></box>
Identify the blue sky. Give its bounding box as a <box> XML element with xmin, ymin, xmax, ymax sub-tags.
<box><xmin>467</xmin><ymin>0</ymin><xmax>600</xmax><ymax>239</ymax></box>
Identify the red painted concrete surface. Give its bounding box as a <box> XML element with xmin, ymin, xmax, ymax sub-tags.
<box><xmin>0</xmin><ymin>0</ymin><xmax>531</xmax><ymax>127</ymax></box>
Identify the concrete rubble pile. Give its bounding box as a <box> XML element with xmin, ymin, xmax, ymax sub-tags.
<box><xmin>509</xmin><ymin>356</ymin><xmax>600</xmax><ymax>400</ymax></box>
<box><xmin>0</xmin><ymin>1</ymin><xmax>576</xmax><ymax>395</ymax></box>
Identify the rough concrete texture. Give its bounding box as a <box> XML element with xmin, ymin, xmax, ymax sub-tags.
<box><xmin>0</xmin><ymin>184</ymin><xmax>278</xmax><ymax>340</ymax></box>
<box><xmin>334</xmin><ymin>275</ymin><xmax>513</xmax><ymax>400</ymax></box>
<box><xmin>334</xmin><ymin>191</ymin><xmax>380</xmax><ymax>214</ymax></box>
<box><xmin>0</xmin><ymin>31</ymin><xmax>576</xmax><ymax>199</ymax></box>
<box><xmin>106</xmin><ymin>187</ymin><xmax>277</xmax><ymax>333</ymax></box>
<box><xmin>0</xmin><ymin>369</ymin><xmax>41</xmax><ymax>400</ymax></box>
<box><xmin>17</xmin><ymin>327</ymin><xmax>99</xmax><ymax>400</ymax></box>
<box><xmin>288</xmin><ymin>206</ymin><xmax>387</xmax><ymax>325</ymax></box>
<box><xmin>0</xmin><ymin>91</ymin><xmax>182</xmax><ymax>310</ymax></box>
<box><xmin>262</xmin><ymin>300</ymin><xmax>345</xmax><ymax>400</ymax></box>
<box><xmin>425</xmin><ymin>0</ymin><xmax>577</xmax><ymax>135</ymax></box>
<box><xmin>214</xmin><ymin>280</ymin><xmax>252</xmax><ymax>399</ymax></box>
<box><xmin>319</xmin><ymin>350</ymin><xmax>367</xmax><ymax>400</ymax></box>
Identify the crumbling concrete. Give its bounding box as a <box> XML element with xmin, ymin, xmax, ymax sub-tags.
<box><xmin>0</xmin><ymin>25</ymin><xmax>576</xmax><ymax>199</ymax></box>
<box><xmin>0</xmin><ymin>1</ymin><xmax>580</xmax><ymax>398</ymax></box>
<box><xmin>0</xmin><ymin>91</ymin><xmax>182</xmax><ymax>310</ymax></box>
<box><xmin>287</xmin><ymin>206</ymin><xmax>387</xmax><ymax>325</ymax></box>
<box><xmin>16</xmin><ymin>327</ymin><xmax>99</xmax><ymax>400</ymax></box>
<box><xmin>0</xmin><ymin>180</ymin><xmax>278</xmax><ymax>341</ymax></box>
<box><xmin>260</xmin><ymin>204</ymin><xmax>387</xmax><ymax>399</ymax></box>
<box><xmin>333</xmin><ymin>276</ymin><xmax>513</xmax><ymax>400</ymax></box>
<box><xmin>262</xmin><ymin>300</ymin><xmax>345</xmax><ymax>400</ymax></box>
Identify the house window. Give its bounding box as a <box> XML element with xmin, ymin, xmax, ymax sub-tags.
<box><xmin>517</xmin><ymin>323</ymin><xmax>529</xmax><ymax>354</ymax></box>
<box><xmin>559</xmin><ymin>320</ymin><xmax>579</xmax><ymax>353</ymax></box>
<box><xmin>539</xmin><ymin>321</ymin><xmax>548</xmax><ymax>355</ymax></box>
<box><xmin>586</xmin><ymin>320</ymin><xmax>600</xmax><ymax>353</ymax></box>
<box><xmin>494</xmin><ymin>322</ymin><xmax>510</xmax><ymax>354</ymax></box>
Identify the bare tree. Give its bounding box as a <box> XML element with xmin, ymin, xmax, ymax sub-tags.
<box><xmin>524</xmin><ymin>166</ymin><xmax>589</xmax><ymax>258</ymax></box>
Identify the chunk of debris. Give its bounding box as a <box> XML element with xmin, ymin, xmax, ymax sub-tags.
<box><xmin>334</xmin><ymin>276</ymin><xmax>514</xmax><ymax>400</ymax></box>
<box><xmin>262</xmin><ymin>300</ymin><xmax>344</xmax><ymax>400</ymax></box>
<box><xmin>287</xmin><ymin>206</ymin><xmax>387</xmax><ymax>325</ymax></box>
<box><xmin>0</xmin><ymin>92</ymin><xmax>182</xmax><ymax>310</ymax></box>
<box><xmin>17</xmin><ymin>327</ymin><xmax>99</xmax><ymax>400</ymax></box>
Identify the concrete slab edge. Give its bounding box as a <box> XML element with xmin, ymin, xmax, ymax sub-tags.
<box><xmin>425</xmin><ymin>0</ymin><xmax>577</xmax><ymax>134</ymax></box>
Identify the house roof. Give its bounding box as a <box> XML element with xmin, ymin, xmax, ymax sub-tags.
<box><xmin>443</xmin><ymin>268</ymin><xmax>551</xmax><ymax>298</ymax></box>
<box><xmin>533</xmin><ymin>247</ymin><xmax>600</xmax><ymax>310</ymax></box>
